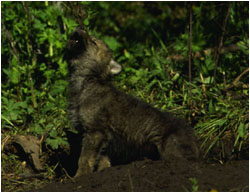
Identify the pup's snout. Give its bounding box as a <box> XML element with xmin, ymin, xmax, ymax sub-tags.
<box><xmin>109</xmin><ymin>59</ymin><xmax>122</xmax><ymax>75</ymax></box>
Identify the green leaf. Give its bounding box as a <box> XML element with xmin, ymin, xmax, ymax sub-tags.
<box><xmin>84</xmin><ymin>18</ymin><xmax>89</xmax><ymax>25</ymax></box>
<box><xmin>203</xmin><ymin>76</ymin><xmax>212</xmax><ymax>84</ymax></box>
<box><xmin>208</xmin><ymin>99</ymin><xmax>215</xmax><ymax>113</ymax></box>
<box><xmin>58</xmin><ymin>60</ymin><xmax>68</xmax><ymax>76</ymax></box>
<box><xmin>172</xmin><ymin>73</ymin><xmax>179</xmax><ymax>81</ymax></box>
<box><xmin>46</xmin><ymin>138</ymin><xmax>59</xmax><ymax>149</ymax></box>
<box><xmin>32</xmin><ymin>124</ymin><xmax>44</xmax><ymax>135</ymax></box>
<box><xmin>10</xmin><ymin>67</ymin><xmax>20</xmax><ymax>84</ymax></box>
<box><xmin>1</xmin><ymin>115</ymin><xmax>15</xmax><ymax>127</ymax></box>
<box><xmin>205</xmin><ymin>57</ymin><xmax>215</xmax><ymax>71</ymax></box>
<box><xmin>238</xmin><ymin>123</ymin><xmax>245</xmax><ymax>138</ymax></box>
<box><xmin>124</xmin><ymin>49</ymin><xmax>131</xmax><ymax>59</ymax></box>
<box><xmin>237</xmin><ymin>41</ymin><xmax>248</xmax><ymax>54</ymax></box>
<box><xmin>46</xmin><ymin>137</ymin><xmax>68</xmax><ymax>150</ymax></box>
<box><xmin>102</xmin><ymin>36</ymin><xmax>121</xmax><ymax>51</ymax></box>
<box><xmin>27</xmin><ymin>106</ymin><xmax>34</xmax><ymax>114</ymax></box>
<box><xmin>49</xmin><ymin>130</ymin><xmax>57</xmax><ymax>138</ymax></box>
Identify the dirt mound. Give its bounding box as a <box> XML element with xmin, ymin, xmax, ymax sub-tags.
<box><xmin>33</xmin><ymin>158</ymin><xmax>249</xmax><ymax>192</ymax></box>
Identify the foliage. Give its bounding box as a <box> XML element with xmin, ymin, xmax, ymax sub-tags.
<box><xmin>193</xmin><ymin>83</ymin><xmax>248</xmax><ymax>158</ymax></box>
<box><xmin>189</xmin><ymin>177</ymin><xmax>199</xmax><ymax>192</ymax></box>
<box><xmin>1</xmin><ymin>2</ymin><xmax>249</xmax><ymax>189</ymax></box>
<box><xmin>1</xmin><ymin>1</ymin><xmax>75</xmax><ymax>149</ymax></box>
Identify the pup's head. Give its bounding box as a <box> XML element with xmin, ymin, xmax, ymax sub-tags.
<box><xmin>65</xmin><ymin>26</ymin><xmax>121</xmax><ymax>79</ymax></box>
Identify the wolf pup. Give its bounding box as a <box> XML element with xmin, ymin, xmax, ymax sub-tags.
<box><xmin>65</xmin><ymin>26</ymin><xmax>199</xmax><ymax>178</ymax></box>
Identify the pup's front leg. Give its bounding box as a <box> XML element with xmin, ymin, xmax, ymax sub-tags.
<box><xmin>74</xmin><ymin>131</ymin><xmax>110</xmax><ymax>178</ymax></box>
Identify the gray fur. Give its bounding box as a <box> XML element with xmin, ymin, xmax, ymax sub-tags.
<box><xmin>65</xmin><ymin>26</ymin><xmax>199</xmax><ymax>178</ymax></box>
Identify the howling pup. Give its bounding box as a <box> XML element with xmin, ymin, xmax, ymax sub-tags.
<box><xmin>65</xmin><ymin>26</ymin><xmax>199</xmax><ymax>178</ymax></box>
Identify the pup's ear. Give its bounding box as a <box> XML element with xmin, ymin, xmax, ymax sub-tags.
<box><xmin>109</xmin><ymin>59</ymin><xmax>122</xmax><ymax>74</ymax></box>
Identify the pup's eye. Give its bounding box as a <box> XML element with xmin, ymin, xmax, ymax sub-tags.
<box><xmin>75</xmin><ymin>40</ymin><xmax>79</xmax><ymax>43</ymax></box>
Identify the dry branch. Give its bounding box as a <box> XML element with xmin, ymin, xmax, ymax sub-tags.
<box><xmin>213</xmin><ymin>3</ymin><xmax>232</xmax><ymax>82</ymax></box>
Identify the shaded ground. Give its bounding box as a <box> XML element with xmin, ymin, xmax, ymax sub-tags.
<box><xmin>2</xmin><ymin>133</ymin><xmax>249</xmax><ymax>192</ymax></box>
<box><xmin>2</xmin><ymin>133</ymin><xmax>248</xmax><ymax>192</ymax></box>
<box><xmin>32</xmin><ymin>158</ymin><xmax>248</xmax><ymax>192</ymax></box>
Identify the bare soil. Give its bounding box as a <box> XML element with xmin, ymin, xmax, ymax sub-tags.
<box><xmin>32</xmin><ymin>158</ymin><xmax>248</xmax><ymax>192</ymax></box>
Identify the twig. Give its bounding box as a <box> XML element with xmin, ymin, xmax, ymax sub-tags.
<box><xmin>166</xmin><ymin>44</ymin><xmax>242</xmax><ymax>61</ymax></box>
<box><xmin>39</xmin><ymin>134</ymin><xmax>45</xmax><ymax>154</ymax></box>
<box><xmin>226</xmin><ymin>67</ymin><xmax>249</xmax><ymax>90</ymax></box>
<box><xmin>188</xmin><ymin>2</ymin><xmax>193</xmax><ymax>106</ymax></box>
<box><xmin>213</xmin><ymin>2</ymin><xmax>232</xmax><ymax>83</ymax></box>
<box><xmin>232</xmin><ymin>67</ymin><xmax>249</xmax><ymax>86</ymax></box>
<box><xmin>1</xmin><ymin>135</ymin><xmax>11</xmax><ymax>151</ymax></box>
<box><xmin>127</xmin><ymin>169</ymin><xmax>134</xmax><ymax>192</ymax></box>
<box><xmin>188</xmin><ymin>2</ymin><xmax>192</xmax><ymax>84</ymax></box>
<box><xmin>18</xmin><ymin>173</ymin><xmax>45</xmax><ymax>180</ymax></box>
<box><xmin>2</xmin><ymin>26</ymin><xmax>19</xmax><ymax>61</ymax></box>
<box><xmin>199</xmin><ymin>72</ymin><xmax>207</xmax><ymax>97</ymax></box>
<box><xmin>22</xmin><ymin>1</ymin><xmax>38</xmax><ymax>108</ymax></box>
<box><xmin>62</xmin><ymin>168</ymin><xmax>76</xmax><ymax>183</ymax></box>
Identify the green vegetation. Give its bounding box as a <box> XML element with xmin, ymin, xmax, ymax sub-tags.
<box><xmin>1</xmin><ymin>1</ymin><xmax>248</xmax><ymax>191</ymax></box>
<box><xmin>189</xmin><ymin>177</ymin><xmax>199</xmax><ymax>192</ymax></box>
